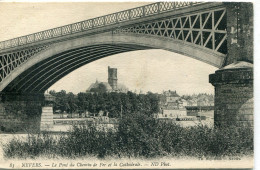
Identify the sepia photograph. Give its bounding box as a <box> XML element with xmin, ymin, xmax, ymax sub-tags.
<box><xmin>0</xmin><ymin>1</ymin><xmax>255</xmax><ymax>169</ymax></box>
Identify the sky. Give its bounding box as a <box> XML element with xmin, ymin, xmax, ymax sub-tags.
<box><xmin>48</xmin><ymin>50</ymin><xmax>217</xmax><ymax>95</ymax></box>
<box><xmin>0</xmin><ymin>2</ymin><xmax>218</xmax><ymax>95</ymax></box>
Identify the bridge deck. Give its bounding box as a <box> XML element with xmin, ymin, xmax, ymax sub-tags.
<box><xmin>0</xmin><ymin>2</ymin><xmax>222</xmax><ymax>53</ymax></box>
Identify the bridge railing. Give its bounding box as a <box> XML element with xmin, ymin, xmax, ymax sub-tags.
<box><xmin>0</xmin><ymin>2</ymin><xmax>204</xmax><ymax>51</ymax></box>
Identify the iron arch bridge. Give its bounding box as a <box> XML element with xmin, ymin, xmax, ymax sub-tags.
<box><xmin>0</xmin><ymin>2</ymin><xmax>228</xmax><ymax>94</ymax></box>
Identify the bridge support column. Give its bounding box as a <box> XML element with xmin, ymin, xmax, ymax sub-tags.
<box><xmin>209</xmin><ymin>61</ymin><xmax>253</xmax><ymax>127</ymax></box>
<box><xmin>0</xmin><ymin>93</ymin><xmax>44</xmax><ymax>132</ymax></box>
<box><xmin>0</xmin><ymin>92</ymin><xmax>55</xmax><ymax>132</ymax></box>
<box><xmin>40</xmin><ymin>94</ymin><xmax>54</xmax><ymax>131</ymax></box>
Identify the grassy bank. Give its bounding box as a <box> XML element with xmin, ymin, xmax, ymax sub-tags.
<box><xmin>3</xmin><ymin>113</ymin><xmax>253</xmax><ymax>159</ymax></box>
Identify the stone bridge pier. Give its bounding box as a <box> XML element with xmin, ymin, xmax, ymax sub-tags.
<box><xmin>210</xmin><ymin>62</ymin><xmax>253</xmax><ymax>127</ymax></box>
<box><xmin>210</xmin><ymin>2</ymin><xmax>253</xmax><ymax>127</ymax></box>
<box><xmin>0</xmin><ymin>92</ymin><xmax>54</xmax><ymax>132</ymax></box>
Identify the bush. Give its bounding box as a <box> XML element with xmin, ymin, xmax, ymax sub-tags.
<box><xmin>3</xmin><ymin>113</ymin><xmax>253</xmax><ymax>159</ymax></box>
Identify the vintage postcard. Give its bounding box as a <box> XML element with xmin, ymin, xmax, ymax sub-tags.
<box><xmin>0</xmin><ymin>1</ymin><xmax>255</xmax><ymax>169</ymax></box>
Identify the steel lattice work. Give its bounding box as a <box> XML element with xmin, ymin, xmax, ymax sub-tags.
<box><xmin>113</xmin><ymin>8</ymin><xmax>227</xmax><ymax>54</ymax></box>
<box><xmin>0</xmin><ymin>2</ymin><xmax>203</xmax><ymax>51</ymax></box>
<box><xmin>0</xmin><ymin>45</ymin><xmax>49</xmax><ymax>82</ymax></box>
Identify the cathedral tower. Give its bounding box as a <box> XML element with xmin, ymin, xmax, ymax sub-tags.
<box><xmin>108</xmin><ymin>66</ymin><xmax>118</xmax><ymax>91</ymax></box>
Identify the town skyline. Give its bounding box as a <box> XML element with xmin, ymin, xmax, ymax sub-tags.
<box><xmin>48</xmin><ymin>49</ymin><xmax>217</xmax><ymax>95</ymax></box>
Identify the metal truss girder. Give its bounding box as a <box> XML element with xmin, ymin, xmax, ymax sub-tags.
<box><xmin>113</xmin><ymin>7</ymin><xmax>227</xmax><ymax>55</ymax></box>
<box><xmin>0</xmin><ymin>45</ymin><xmax>49</xmax><ymax>83</ymax></box>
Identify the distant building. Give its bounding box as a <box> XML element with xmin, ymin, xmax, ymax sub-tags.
<box><xmin>163</xmin><ymin>90</ymin><xmax>180</xmax><ymax>102</ymax></box>
<box><xmin>87</xmin><ymin>80</ymin><xmax>113</xmax><ymax>93</ymax></box>
<box><xmin>186</xmin><ymin>106</ymin><xmax>214</xmax><ymax>117</ymax></box>
<box><xmin>197</xmin><ymin>98</ymin><xmax>214</xmax><ymax>106</ymax></box>
<box><xmin>181</xmin><ymin>99</ymin><xmax>188</xmax><ymax>107</ymax></box>
<box><xmin>161</xmin><ymin>90</ymin><xmax>181</xmax><ymax>109</ymax></box>
<box><xmin>108</xmin><ymin>66</ymin><xmax>117</xmax><ymax>91</ymax></box>
<box><xmin>87</xmin><ymin>66</ymin><xmax>128</xmax><ymax>93</ymax></box>
<box><xmin>155</xmin><ymin>91</ymin><xmax>214</xmax><ymax>121</ymax></box>
<box><xmin>187</xmin><ymin>99</ymin><xmax>198</xmax><ymax>106</ymax></box>
<box><xmin>161</xmin><ymin>109</ymin><xmax>187</xmax><ymax>118</ymax></box>
<box><xmin>158</xmin><ymin>90</ymin><xmax>187</xmax><ymax>118</ymax></box>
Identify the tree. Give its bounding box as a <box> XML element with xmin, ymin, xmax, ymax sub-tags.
<box><xmin>50</xmin><ymin>90</ymin><xmax>160</xmax><ymax>118</ymax></box>
<box><xmin>66</xmin><ymin>92</ymin><xmax>78</xmax><ymax>113</ymax></box>
<box><xmin>55</xmin><ymin>90</ymin><xmax>68</xmax><ymax>113</ymax></box>
<box><xmin>90</xmin><ymin>83</ymin><xmax>108</xmax><ymax>93</ymax></box>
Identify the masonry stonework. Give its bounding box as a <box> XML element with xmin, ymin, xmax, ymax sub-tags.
<box><xmin>209</xmin><ymin>2</ymin><xmax>253</xmax><ymax>127</ymax></box>
<box><xmin>209</xmin><ymin>62</ymin><xmax>253</xmax><ymax>127</ymax></box>
<box><xmin>108</xmin><ymin>66</ymin><xmax>118</xmax><ymax>91</ymax></box>
<box><xmin>0</xmin><ymin>93</ymin><xmax>54</xmax><ymax>132</ymax></box>
<box><xmin>225</xmin><ymin>2</ymin><xmax>253</xmax><ymax>66</ymax></box>
<box><xmin>40</xmin><ymin>106</ymin><xmax>54</xmax><ymax>131</ymax></box>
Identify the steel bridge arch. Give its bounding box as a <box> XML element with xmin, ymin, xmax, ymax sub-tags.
<box><xmin>0</xmin><ymin>31</ymin><xmax>225</xmax><ymax>93</ymax></box>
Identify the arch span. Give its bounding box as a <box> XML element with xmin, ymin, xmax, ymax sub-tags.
<box><xmin>1</xmin><ymin>32</ymin><xmax>224</xmax><ymax>93</ymax></box>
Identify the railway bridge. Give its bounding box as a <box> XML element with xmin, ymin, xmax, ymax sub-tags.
<box><xmin>0</xmin><ymin>2</ymin><xmax>253</xmax><ymax>131</ymax></box>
